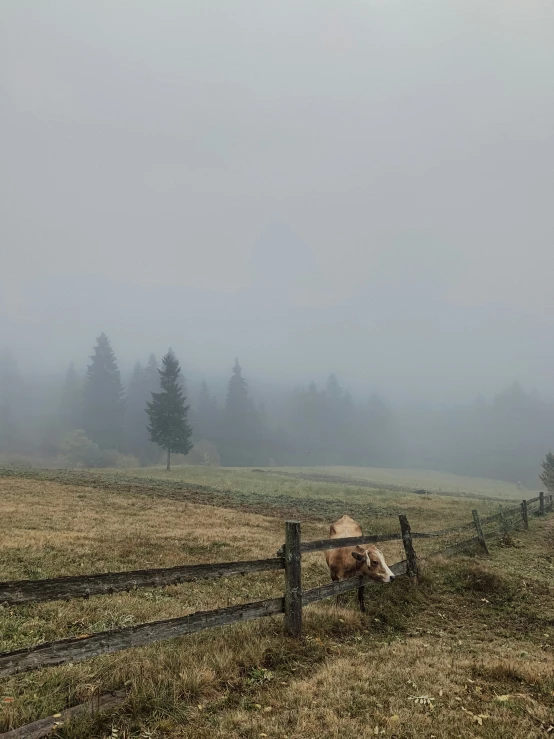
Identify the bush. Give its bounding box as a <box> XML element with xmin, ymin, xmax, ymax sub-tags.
<box><xmin>60</xmin><ymin>430</ymin><xmax>105</xmax><ymax>468</ymax></box>
<box><xmin>59</xmin><ymin>431</ymin><xmax>140</xmax><ymax>469</ymax></box>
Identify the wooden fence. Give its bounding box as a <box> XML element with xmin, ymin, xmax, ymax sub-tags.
<box><xmin>0</xmin><ymin>494</ymin><xmax>552</xmax><ymax>681</ymax></box>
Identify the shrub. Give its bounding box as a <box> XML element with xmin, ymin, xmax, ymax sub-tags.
<box><xmin>59</xmin><ymin>431</ymin><xmax>140</xmax><ymax>469</ymax></box>
<box><xmin>59</xmin><ymin>430</ymin><xmax>105</xmax><ymax>468</ymax></box>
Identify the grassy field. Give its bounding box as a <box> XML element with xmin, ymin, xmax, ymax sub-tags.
<box><xmin>0</xmin><ymin>468</ymin><xmax>553</xmax><ymax>738</ymax></box>
<box><xmin>115</xmin><ymin>463</ymin><xmax>534</xmax><ymax>499</ymax></box>
<box><xmin>265</xmin><ymin>466</ymin><xmax>536</xmax><ymax>499</ymax></box>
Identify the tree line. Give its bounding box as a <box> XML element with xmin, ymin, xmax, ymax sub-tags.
<box><xmin>0</xmin><ymin>334</ymin><xmax>269</xmax><ymax>471</ymax></box>
<box><xmin>1</xmin><ymin>336</ymin><xmax>554</xmax><ymax>485</ymax></box>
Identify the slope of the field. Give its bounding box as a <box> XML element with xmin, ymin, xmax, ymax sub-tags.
<box><xmin>0</xmin><ymin>472</ymin><xmax>553</xmax><ymax>738</ymax></box>
<box><xmin>265</xmin><ymin>465</ymin><xmax>536</xmax><ymax>499</ymax></box>
<box><xmin>107</xmin><ymin>462</ymin><xmax>534</xmax><ymax>502</ymax></box>
<box><xmin>0</xmin><ymin>464</ymin><xmax>514</xmax><ymax>536</ymax></box>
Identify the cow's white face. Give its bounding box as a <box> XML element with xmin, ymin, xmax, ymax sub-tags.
<box><xmin>352</xmin><ymin>545</ymin><xmax>395</xmax><ymax>583</ymax></box>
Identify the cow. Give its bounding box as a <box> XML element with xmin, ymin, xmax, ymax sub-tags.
<box><xmin>325</xmin><ymin>515</ymin><xmax>395</xmax><ymax>613</ymax></box>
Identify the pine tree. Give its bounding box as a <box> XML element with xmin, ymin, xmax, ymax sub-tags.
<box><xmin>225</xmin><ymin>359</ymin><xmax>249</xmax><ymax>427</ymax></box>
<box><xmin>126</xmin><ymin>356</ymin><xmax>160</xmax><ymax>465</ymax></box>
<box><xmin>146</xmin><ymin>350</ymin><xmax>192</xmax><ymax>470</ymax></box>
<box><xmin>59</xmin><ymin>363</ymin><xmax>82</xmax><ymax>432</ymax></box>
<box><xmin>221</xmin><ymin>359</ymin><xmax>264</xmax><ymax>465</ymax></box>
<box><xmin>195</xmin><ymin>380</ymin><xmax>219</xmax><ymax>441</ymax></box>
<box><xmin>144</xmin><ymin>354</ymin><xmax>159</xmax><ymax>393</ymax></box>
<box><xmin>82</xmin><ymin>333</ymin><xmax>126</xmax><ymax>449</ymax></box>
<box><xmin>540</xmin><ymin>452</ymin><xmax>554</xmax><ymax>493</ymax></box>
<box><xmin>125</xmin><ymin>361</ymin><xmax>145</xmax><ymax>455</ymax></box>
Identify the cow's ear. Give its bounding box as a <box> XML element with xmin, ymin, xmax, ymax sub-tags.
<box><xmin>352</xmin><ymin>551</ymin><xmax>365</xmax><ymax>562</ymax></box>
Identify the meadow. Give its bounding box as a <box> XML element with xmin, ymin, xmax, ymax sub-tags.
<box><xmin>0</xmin><ymin>465</ymin><xmax>552</xmax><ymax>738</ymax></box>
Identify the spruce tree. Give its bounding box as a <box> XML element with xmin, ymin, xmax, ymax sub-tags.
<box><xmin>195</xmin><ymin>380</ymin><xmax>219</xmax><ymax>441</ymax></box>
<box><xmin>82</xmin><ymin>333</ymin><xmax>126</xmax><ymax>449</ymax></box>
<box><xmin>126</xmin><ymin>356</ymin><xmax>161</xmax><ymax>465</ymax></box>
<box><xmin>146</xmin><ymin>349</ymin><xmax>192</xmax><ymax>470</ymax></box>
<box><xmin>221</xmin><ymin>359</ymin><xmax>264</xmax><ymax>465</ymax></box>
<box><xmin>144</xmin><ymin>354</ymin><xmax>160</xmax><ymax>393</ymax></box>
<box><xmin>142</xmin><ymin>354</ymin><xmax>162</xmax><ymax>464</ymax></box>
<box><xmin>225</xmin><ymin>359</ymin><xmax>250</xmax><ymax>427</ymax></box>
<box><xmin>59</xmin><ymin>363</ymin><xmax>82</xmax><ymax>432</ymax></box>
<box><xmin>125</xmin><ymin>361</ymin><xmax>145</xmax><ymax>456</ymax></box>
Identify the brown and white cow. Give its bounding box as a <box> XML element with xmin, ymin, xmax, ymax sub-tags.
<box><xmin>325</xmin><ymin>515</ymin><xmax>395</xmax><ymax>612</ymax></box>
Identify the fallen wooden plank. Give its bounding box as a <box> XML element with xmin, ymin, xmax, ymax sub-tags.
<box><xmin>0</xmin><ymin>690</ymin><xmax>126</xmax><ymax>739</ymax></box>
<box><xmin>0</xmin><ymin>597</ymin><xmax>284</xmax><ymax>679</ymax></box>
<box><xmin>0</xmin><ymin>558</ymin><xmax>284</xmax><ymax>607</ymax></box>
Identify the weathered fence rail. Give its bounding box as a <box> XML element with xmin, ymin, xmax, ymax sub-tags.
<box><xmin>0</xmin><ymin>493</ymin><xmax>551</xmax><ymax>682</ymax></box>
<box><xmin>0</xmin><ymin>596</ymin><xmax>286</xmax><ymax>680</ymax></box>
<box><xmin>0</xmin><ymin>558</ymin><xmax>284</xmax><ymax>607</ymax></box>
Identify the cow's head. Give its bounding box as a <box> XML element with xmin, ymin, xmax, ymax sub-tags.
<box><xmin>352</xmin><ymin>545</ymin><xmax>395</xmax><ymax>583</ymax></box>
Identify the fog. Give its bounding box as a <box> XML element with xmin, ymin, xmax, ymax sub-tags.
<box><xmin>2</xmin><ymin>1</ymin><xmax>554</xmax><ymax>483</ymax></box>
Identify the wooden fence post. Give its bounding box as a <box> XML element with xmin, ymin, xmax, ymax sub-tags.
<box><xmin>399</xmin><ymin>515</ymin><xmax>419</xmax><ymax>580</ymax></box>
<box><xmin>520</xmin><ymin>499</ymin><xmax>529</xmax><ymax>530</ymax></box>
<box><xmin>550</xmin><ymin>494</ymin><xmax>554</xmax><ymax>512</ymax></box>
<box><xmin>539</xmin><ymin>492</ymin><xmax>545</xmax><ymax>516</ymax></box>
<box><xmin>284</xmin><ymin>521</ymin><xmax>302</xmax><ymax>638</ymax></box>
<box><xmin>472</xmin><ymin>510</ymin><xmax>489</xmax><ymax>555</ymax></box>
<box><xmin>499</xmin><ymin>507</ymin><xmax>510</xmax><ymax>537</ymax></box>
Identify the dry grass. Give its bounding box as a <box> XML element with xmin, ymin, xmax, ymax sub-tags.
<box><xmin>0</xmin><ymin>476</ymin><xmax>553</xmax><ymax>738</ymax></box>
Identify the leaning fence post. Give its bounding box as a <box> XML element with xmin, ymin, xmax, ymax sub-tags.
<box><xmin>520</xmin><ymin>499</ymin><xmax>529</xmax><ymax>530</ymax></box>
<box><xmin>539</xmin><ymin>492</ymin><xmax>545</xmax><ymax>516</ymax></box>
<box><xmin>550</xmin><ymin>494</ymin><xmax>554</xmax><ymax>512</ymax></box>
<box><xmin>399</xmin><ymin>514</ymin><xmax>419</xmax><ymax>580</ymax></box>
<box><xmin>284</xmin><ymin>521</ymin><xmax>302</xmax><ymax>638</ymax></box>
<box><xmin>499</xmin><ymin>506</ymin><xmax>510</xmax><ymax>536</ymax></box>
<box><xmin>472</xmin><ymin>510</ymin><xmax>489</xmax><ymax>555</ymax></box>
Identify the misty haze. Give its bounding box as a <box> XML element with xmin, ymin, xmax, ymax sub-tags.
<box><xmin>2</xmin><ymin>0</ymin><xmax>554</xmax><ymax>486</ymax></box>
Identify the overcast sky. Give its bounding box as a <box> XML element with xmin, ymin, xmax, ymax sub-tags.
<box><xmin>2</xmin><ymin>0</ymin><xmax>553</xmax><ymax>401</ymax></box>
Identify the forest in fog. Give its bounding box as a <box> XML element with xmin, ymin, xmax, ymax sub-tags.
<box><xmin>1</xmin><ymin>334</ymin><xmax>552</xmax><ymax>488</ymax></box>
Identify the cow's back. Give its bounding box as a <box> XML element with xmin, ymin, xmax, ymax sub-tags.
<box><xmin>329</xmin><ymin>514</ymin><xmax>362</xmax><ymax>539</ymax></box>
<box><xmin>325</xmin><ymin>515</ymin><xmax>363</xmax><ymax>580</ymax></box>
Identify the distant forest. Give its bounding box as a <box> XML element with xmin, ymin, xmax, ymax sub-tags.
<box><xmin>1</xmin><ymin>334</ymin><xmax>553</xmax><ymax>487</ymax></box>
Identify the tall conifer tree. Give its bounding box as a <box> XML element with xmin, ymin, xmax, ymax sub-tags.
<box><xmin>59</xmin><ymin>363</ymin><xmax>82</xmax><ymax>432</ymax></box>
<box><xmin>82</xmin><ymin>333</ymin><xmax>126</xmax><ymax>449</ymax></box>
<box><xmin>146</xmin><ymin>350</ymin><xmax>192</xmax><ymax>470</ymax></box>
<box><xmin>126</xmin><ymin>356</ymin><xmax>161</xmax><ymax>464</ymax></box>
<box><xmin>220</xmin><ymin>359</ymin><xmax>264</xmax><ymax>465</ymax></box>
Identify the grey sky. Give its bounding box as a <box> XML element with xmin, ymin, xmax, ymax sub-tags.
<box><xmin>2</xmin><ymin>0</ymin><xmax>553</xmax><ymax>400</ymax></box>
